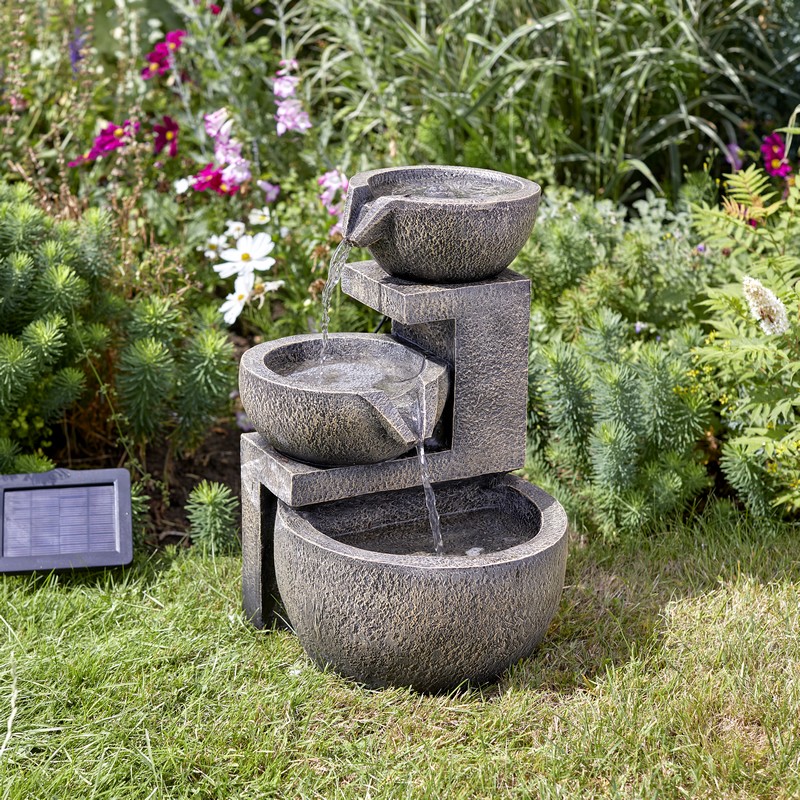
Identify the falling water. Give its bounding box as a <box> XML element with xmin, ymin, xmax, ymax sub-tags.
<box><xmin>320</xmin><ymin>239</ymin><xmax>353</xmax><ymax>362</ymax></box>
<box><xmin>411</xmin><ymin>376</ymin><xmax>444</xmax><ymax>555</ymax></box>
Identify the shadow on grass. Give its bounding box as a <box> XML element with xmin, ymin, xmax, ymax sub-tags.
<box><xmin>0</xmin><ymin>544</ymin><xmax>190</xmax><ymax>596</ymax></box>
<box><xmin>503</xmin><ymin>499</ymin><xmax>800</xmax><ymax>694</ymax></box>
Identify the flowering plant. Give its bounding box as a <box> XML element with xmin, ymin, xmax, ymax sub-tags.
<box><xmin>693</xmin><ymin>131</ymin><xmax>800</xmax><ymax>514</ymax></box>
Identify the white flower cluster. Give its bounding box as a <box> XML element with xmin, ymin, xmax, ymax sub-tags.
<box><xmin>199</xmin><ymin>213</ymin><xmax>284</xmax><ymax>325</ymax></box>
<box><xmin>742</xmin><ymin>275</ymin><xmax>790</xmax><ymax>336</ymax></box>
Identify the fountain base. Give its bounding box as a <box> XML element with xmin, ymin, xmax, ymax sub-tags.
<box><xmin>273</xmin><ymin>474</ymin><xmax>567</xmax><ymax>692</ymax></box>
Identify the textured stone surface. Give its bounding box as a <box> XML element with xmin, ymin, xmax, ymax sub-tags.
<box><xmin>347</xmin><ymin>262</ymin><xmax>531</xmax><ymax>474</ymax></box>
<box><xmin>342</xmin><ymin>166</ymin><xmax>541</xmax><ymax>283</ymax></box>
<box><xmin>239</xmin><ymin>266</ymin><xmax>531</xmax><ymax>507</ymax></box>
<box><xmin>239</xmin><ymin>333</ymin><xmax>449</xmax><ymax>467</ymax></box>
<box><xmin>273</xmin><ymin>474</ymin><xmax>568</xmax><ymax>691</ymax></box>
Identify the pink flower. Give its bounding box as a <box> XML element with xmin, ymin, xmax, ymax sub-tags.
<box><xmin>278</xmin><ymin>58</ymin><xmax>298</xmax><ymax>74</ymax></box>
<box><xmin>209</xmin><ymin>3</ymin><xmax>222</xmax><ymax>13</ymax></box>
<box><xmin>214</xmin><ymin>133</ymin><xmax>242</xmax><ymax>165</ymax></box>
<box><xmin>164</xmin><ymin>30</ymin><xmax>187</xmax><ymax>52</ymax></box>
<box><xmin>68</xmin><ymin>120</ymin><xmax>139</xmax><ymax>167</ymax></box>
<box><xmin>142</xmin><ymin>48</ymin><xmax>169</xmax><ymax>79</ymax></box>
<box><xmin>192</xmin><ymin>163</ymin><xmax>238</xmax><ymax>195</ymax></box>
<box><xmin>275</xmin><ymin>98</ymin><xmax>311</xmax><ymax>136</ymax></box>
<box><xmin>761</xmin><ymin>132</ymin><xmax>792</xmax><ymax>178</ymax></box>
<box><xmin>222</xmin><ymin>157</ymin><xmax>252</xmax><ymax>185</ymax></box>
<box><xmin>153</xmin><ymin>115</ymin><xmax>179</xmax><ymax>157</ymax></box>
<box><xmin>318</xmin><ymin>169</ymin><xmax>348</xmax><ymax>214</ymax></box>
<box><xmin>257</xmin><ymin>180</ymin><xmax>280</xmax><ymax>202</ymax></box>
<box><xmin>204</xmin><ymin>107</ymin><xmax>229</xmax><ymax>139</ymax></box>
<box><xmin>273</xmin><ymin>74</ymin><xmax>299</xmax><ymax>98</ymax></box>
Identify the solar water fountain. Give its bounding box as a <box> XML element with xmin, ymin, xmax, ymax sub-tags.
<box><xmin>240</xmin><ymin>165</ymin><xmax>568</xmax><ymax>691</ymax></box>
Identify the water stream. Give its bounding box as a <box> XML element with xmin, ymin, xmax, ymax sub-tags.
<box><xmin>317</xmin><ymin>235</ymin><xmax>443</xmax><ymax>554</ymax></box>
<box><xmin>409</xmin><ymin>376</ymin><xmax>444</xmax><ymax>555</ymax></box>
<box><xmin>320</xmin><ymin>239</ymin><xmax>352</xmax><ymax>363</ymax></box>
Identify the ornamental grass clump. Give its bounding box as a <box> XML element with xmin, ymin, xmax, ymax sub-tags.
<box><xmin>0</xmin><ymin>181</ymin><xmax>113</xmax><ymax>472</ymax></box>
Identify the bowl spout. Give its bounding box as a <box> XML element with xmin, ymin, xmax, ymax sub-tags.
<box><xmin>343</xmin><ymin>189</ymin><xmax>397</xmax><ymax>247</ymax></box>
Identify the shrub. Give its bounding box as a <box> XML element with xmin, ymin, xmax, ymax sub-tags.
<box><xmin>0</xmin><ymin>181</ymin><xmax>113</xmax><ymax>471</ymax></box>
<box><xmin>186</xmin><ymin>479</ymin><xmax>239</xmax><ymax>555</ymax></box>
<box><xmin>529</xmin><ymin>310</ymin><xmax>709</xmax><ymax>537</ymax></box>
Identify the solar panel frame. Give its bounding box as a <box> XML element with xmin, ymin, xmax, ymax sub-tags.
<box><xmin>0</xmin><ymin>468</ymin><xmax>132</xmax><ymax>572</ymax></box>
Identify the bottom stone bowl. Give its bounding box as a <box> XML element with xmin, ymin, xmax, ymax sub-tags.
<box><xmin>273</xmin><ymin>474</ymin><xmax>568</xmax><ymax>692</ymax></box>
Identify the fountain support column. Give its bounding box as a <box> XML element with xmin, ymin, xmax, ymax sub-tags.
<box><xmin>241</xmin><ymin>262</ymin><xmax>537</xmax><ymax>631</ymax></box>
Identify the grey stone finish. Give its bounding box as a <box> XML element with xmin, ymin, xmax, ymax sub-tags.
<box><xmin>239</xmin><ymin>333</ymin><xmax>449</xmax><ymax>467</ymax></box>
<box><xmin>273</xmin><ymin>475</ymin><xmax>568</xmax><ymax>691</ymax></box>
<box><xmin>240</xmin><ymin>165</ymin><xmax>568</xmax><ymax>691</ymax></box>
<box><xmin>343</xmin><ymin>166</ymin><xmax>541</xmax><ymax>283</ymax></box>
<box><xmin>344</xmin><ymin>261</ymin><xmax>531</xmax><ymax>476</ymax></box>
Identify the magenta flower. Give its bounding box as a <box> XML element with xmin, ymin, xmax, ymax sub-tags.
<box><xmin>141</xmin><ymin>31</ymin><xmax>185</xmax><ymax>80</ymax></box>
<box><xmin>278</xmin><ymin>58</ymin><xmax>298</xmax><ymax>74</ymax></box>
<box><xmin>142</xmin><ymin>48</ymin><xmax>169</xmax><ymax>79</ymax></box>
<box><xmin>153</xmin><ymin>115</ymin><xmax>180</xmax><ymax>157</ymax></box>
<box><xmin>275</xmin><ymin>98</ymin><xmax>311</xmax><ymax>136</ymax></box>
<box><xmin>761</xmin><ymin>132</ymin><xmax>792</xmax><ymax>178</ymax></box>
<box><xmin>257</xmin><ymin>180</ymin><xmax>280</xmax><ymax>202</ymax></box>
<box><xmin>68</xmin><ymin>120</ymin><xmax>139</xmax><ymax>167</ymax></box>
<box><xmin>209</xmin><ymin>3</ymin><xmax>222</xmax><ymax>13</ymax></box>
<box><xmin>192</xmin><ymin>163</ymin><xmax>238</xmax><ymax>196</ymax></box>
<box><xmin>93</xmin><ymin>120</ymin><xmax>139</xmax><ymax>155</ymax></box>
<box><xmin>164</xmin><ymin>30</ymin><xmax>187</xmax><ymax>52</ymax></box>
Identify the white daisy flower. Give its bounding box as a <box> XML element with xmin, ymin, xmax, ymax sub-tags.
<box><xmin>248</xmin><ymin>206</ymin><xmax>271</xmax><ymax>225</ymax></box>
<box><xmin>199</xmin><ymin>234</ymin><xmax>228</xmax><ymax>260</ymax></box>
<box><xmin>214</xmin><ymin>232</ymin><xmax>276</xmax><ymax>278</ymax></box>
<box><xmin>219</xmin><ymin>272</ymin><xmax>255</xmax><ymax>325</ymax></box>
<box><xmin>174</xmin><ymin>177</ymin><xmax>191</xmax><ymax>194</ymax></box>
<box><xmin>224</xmin><ymin>219</ymin><xmax>246</xmax><ymax>239</ymax></box>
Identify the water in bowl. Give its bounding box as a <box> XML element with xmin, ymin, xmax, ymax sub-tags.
<box><xmin>373</xmin><ymin>178</ymin><xmax>510</xmax><ymax>200</ymax></box>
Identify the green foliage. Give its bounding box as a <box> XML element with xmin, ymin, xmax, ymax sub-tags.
<box><xmin>186</xmin><ymin>480</ymin><xmax>240</xmax><ymax>555</ymax></box>
<box><xmin>518</xmin><ymin>190</ymin><xmax>715</xmax><ymax>343</ymax></box>
<box><xmin>0</xmin><ymin>182</ymin><xmax>113</xmax><ymax>471</ymax></box>
<box><xmin>301</xmin><ymin>0</ymin><xmax>795</xmax><ymax>197</ymax></box>
<box><xmin>116</xmin><ymin>299</ymin><xmax>236</xmax><ymax>450</ymax></box>
<box><xmin>692</xmin><ymin>149</ymin><xmax>800</xmax><ymax>515</ymax></box>
<box><xmin>530</xmin><ymin>304</ymin><xmax>709</xmax><ymax>538</ymax></box>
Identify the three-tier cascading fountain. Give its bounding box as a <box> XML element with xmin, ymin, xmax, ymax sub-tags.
<box><xmin>239</xmin><ymin>165</ymin><xmax>568</xmax><ymax>692</ymax></box>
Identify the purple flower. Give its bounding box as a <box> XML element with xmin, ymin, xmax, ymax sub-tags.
<box><xmin>696</xmin><ymin>243</ymin><xmax>706</xmax><ymax>254</ymax></box>
<box><xmin>634</xmin><ymin>321</ymin><xmax>646</xmax><ymax>334</ymax></box>
<box><xmin>69</xmin><ymin>28</ymin><xmax>86</xmax><ymax>76</ymax></box>
<box><xmin>204</xmin><ymin>107</ymin><xmax>230</xmax><ymax>139</ymax></box>
<box><xmin>222</xmin><ymin>157</ymin><xmax>252</xmax><ymax>185</ymax></box>
<box><xmin>257</xmin><ymin>180</ymin><xmax>280</xmax><ymax>202</ymax></box>
<box><xmin>724</xmin><ymin>141</ymin><xmax>743</xmax><ymax>172</ymax></box>
<box><xmin>275</xmin><ymin>98</ymin><xmax>311</xmax><ymax>136</ymax></box>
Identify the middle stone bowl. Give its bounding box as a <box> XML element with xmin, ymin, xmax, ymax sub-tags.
<box><xmin>239</xmin><ymin>333</ymin><xmax>450</xmax><ymax>467</ymax></box>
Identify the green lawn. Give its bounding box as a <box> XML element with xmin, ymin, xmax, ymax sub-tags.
<box><xmin>1</xmin><ymin>502</ymin><xmax>799</xmax><ymax>799</ymax></box>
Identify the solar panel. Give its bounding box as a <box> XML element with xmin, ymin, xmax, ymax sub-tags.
<box><xmin>0</xmin><ymin>469</ymin><xmax>132</xmax><ymax>572</ymax></box>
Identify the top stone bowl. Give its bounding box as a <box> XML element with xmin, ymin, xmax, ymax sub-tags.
<box><xmin>342</xmin><ymin>165</ymin><xmax>541</xmax><ymax>284</ymax></box>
